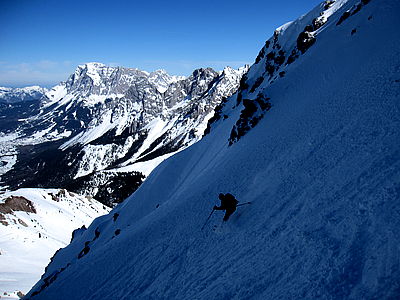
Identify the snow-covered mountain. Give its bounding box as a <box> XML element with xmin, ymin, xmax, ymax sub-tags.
<box><xmin>24</xmin><ymin>0</ymin><xmax>400</xmax><ymax>299</ymax></box>
<box><xmin>0</xmin><ymin>86</ymin><xmax>47</xmax><ymax>104</ymax></box>
<box><xmin>0</xmin><ymin>188</ymin><xmax>109</xmax><ymax>298</ymax></box>
<box><xmin>0</xmin><ymin>64</ymin><xmax>247</xmax><ymax>205</ymax></box>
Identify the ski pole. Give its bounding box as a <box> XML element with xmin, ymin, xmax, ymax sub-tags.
<box><xmin>201</xmin><ymin>209</ymin><xmax>215</xmax><ymax>230</ymax></box>
<box><xmin>237</xmin><ymin>201</ymin><xmax>252</xmax><ymax>207</ymax></box>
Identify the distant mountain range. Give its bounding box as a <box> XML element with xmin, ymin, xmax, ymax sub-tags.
<box><xmin>0</xmin><ymin>64</ymin><xmax>247</xmax><ymax>205</ymax></box>
<box><xmin>0</xmin><ymin>86</ymin><xmax>47</xmax><ymax>104</ymax></box>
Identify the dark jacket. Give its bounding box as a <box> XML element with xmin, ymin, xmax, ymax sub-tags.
<box><xmin>214</xmin><ymin>193</ymin><xmax>239</xmax><ymax>221</ymax></box>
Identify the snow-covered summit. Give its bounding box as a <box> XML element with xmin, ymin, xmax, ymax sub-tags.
<box><xmin>148</xmin><ymin>69</ymin><xmax>185</xmax><ymax>93</ymax></box>
<box><xmin>45</xmin><ymin>62</ymin><xmax>147</xmax><ymax>106</ymax></box>
<box><xmin>26</xmin><ymin>0</ymin><xmax>400</xmax><ymax>299</ymax></box>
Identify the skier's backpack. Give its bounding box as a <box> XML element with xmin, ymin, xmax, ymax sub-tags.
<box><xmin>222</xmin><ymin>193</ymin><xmax>238</xmax><ymax>208</ymax></box>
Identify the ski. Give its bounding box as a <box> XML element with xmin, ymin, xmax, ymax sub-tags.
<box><xmin>237</xmin><ymin>201</ymin><xmax>252</xmax><ymax>207</ymax></box>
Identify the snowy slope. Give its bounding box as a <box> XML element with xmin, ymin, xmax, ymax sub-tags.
<box><xmin>26</xmin><ymin>0</ymin><xmax>400</xmax><ymax>299</ymax></box>
<box><xmin>0</xmin><ymin>188</ymin><xmax>109</xmax><ymax>298</ymax></box>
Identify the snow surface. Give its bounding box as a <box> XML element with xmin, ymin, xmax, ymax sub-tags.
<box><xmin>0</xmin><ymin>133</ymin><xmax>19</xmax><ymax>180</ymax></box>
<box><xmin>26</xmin><ymin>0</ymin><xmax>400</xmax><ymax>299</ymax></box>
<box><xmin>0</xmin><ymin>188</ymin><xmax>109</xmax><ymax>298</ymax></box>
<box><xmin>43</xmin><ymin>85</ymin><xmax>67</xmax><ymax>107</ymax></box>
<box><xmin>112</xmin><ymin>152</ymin><xmax>177</xmax><ymax>177</ymax></box>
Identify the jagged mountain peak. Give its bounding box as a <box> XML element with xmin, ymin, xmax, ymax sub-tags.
<box><xmin>220</xmin><ymin>65</ymin><xmax>250</xmax><ymax>80</ymax></box>
<box><xmin>78</xmin><ymin>61</ymin><xmax>106</xmax><ymax>69</ymax></box>
<box><xmin>148</xmin><ymin>69</ymin><xmax>185</xmax><ymax>93</ymax></box>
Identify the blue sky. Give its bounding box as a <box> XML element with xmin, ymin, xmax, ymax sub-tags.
<box><xmin>0</xmin><ymin>0</ymin><xmax>322</xmax><ymax>87</ymax></box>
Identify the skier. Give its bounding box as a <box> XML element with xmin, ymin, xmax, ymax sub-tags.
<box><xmin>214</xmin><ymin>193</ymin><xmax>239</xmax><ymax>221</ymax></box>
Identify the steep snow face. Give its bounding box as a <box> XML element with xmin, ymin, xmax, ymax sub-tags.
<box><xmin>1</xmin><ymin>64</ymin><xmax>246</xmax><ymax>205</ymax></box>
<box><xmin>0</xmin><ymin>188</ymin><xmax>109</xmax><ymax>298</ymax></box>
<box><xmin>26</xmin><ymin>0</ymin><xmax>400</xmax><ymax>299</ymax></box>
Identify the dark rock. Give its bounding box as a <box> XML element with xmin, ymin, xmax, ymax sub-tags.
<box><xmin>94</xmin><ymin>227</ymin><xmax>100</xmax><ymax>240</ymax></box>
<box><xmin>351</xmin><ymin>3</ymin><xmax>363</xmax><ymax>16</ymax></box>
<box><xmin>239</xmin><ymin>74</ymin><xmax>249</xmax><ymax>91</ymax></box>
<box><xmin>297</xmin><ymin>31</ymin><xmax>316</xmax><ymax>54</ymax></box>
<box><xmin>236</xmin><ymin>92</ymin><xmax>243</xmax><ymax>106</ymax></box>
<box><xmin>312</xmin><ymin>17</ymin><xmax>327</xmax><ymax>30</ymax></box>
<box><xmin>69</xmin><ymin>171</ymin><xmax>145</xmax><ymax>206</ymax></box>
<box><xmin>17</xmin><ymin>291</ymin><xmax>25</xmax><ymax>298</ymax></box>
<box><xmin>274</xmin><ymin>50</ymin><xmax>286</xmax><ymax>66</ymax></box>
<box><xmin>0</xmin><ymin>196</ymin><xmax>36</xmax><ymax>214</ymax></box>
<box><xmin>337</xmin><ymin>11</ymin><xmax>351</xmax><ymax>26</ymax></box>
<box><xmin>250</xmin><ymin>77</ymin><xmax>265</xmax><ymax>93</ymax></box>
<box><xmin>286</xmin><ymin>49</ymin><xmax>300</xmax><ymax>65</ymax></box>
<box><xmin>0</xmin><ymin>214</ymin><xmax>8</xmax><ymax>226</ymax></box>
<box><xmin>229</xmin><ymin>93</ymin><xmax>271</xmax><ymax>145</ymax></box>
<box><xmin>304</xmin><ymin>25</ymin><xmax>314</xmax><ymax>32</ymax></box>
<box><xmin>78</xmin><ymin>241</ymin><xmax>90</xmax><ymax>259</ymax></box>
<box><xmin>266</xmin><ymin>52</ymin><xmax>275</xmax><ymax>61</ymax></box>
<box><xmin>255</xmin><ymin>93</ymin><xmax>272</xmax><ymax>111</ymax></box>
<box><xmin>324</xmin><ymin>0</ymin><xmax>335</xmax><ymax>10</ymax></box>
<box><xmin>255</xmin><ymin>47</ymin><xmax>265</xmax><ymax>64</ymax></box>
<box><xmin>18</xmin><ymin>219</ymin><xmax>28</xmax><ymax>227</ymax></box>
<box><xmin>71</xmin><ymin>225</ymin><xmax>87</xmax><ymax>242</ymax></box>
<box><xmin>265</xmin><ymin>63</ymin><xmax>275</xmax><ymax>78</ymax></box>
